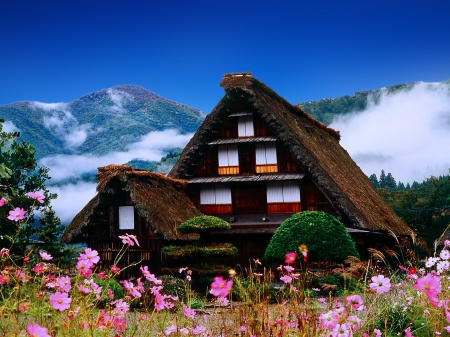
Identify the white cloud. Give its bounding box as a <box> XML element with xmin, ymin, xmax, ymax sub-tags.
<box><xmin>49</xmin><ymin>182</ymin><xmax>97</xmax><ymax>224</ymax></box>
<box><xmin>107</xmin><ymin>88</ymin><xmax>133</xmax><ymax>114</ymax></box>
<box><xmin>64</xmin><ymin>125</ymin><xmax>90</xmax><ymax>148</ymax></box>
<box><xmin>40</xmin><ymin>129</ymin><xmax>193</xmax><ymax>181</ymax></box>
<box><xmin>33</xmin><ymin>101</ymin><xmax>92</xmax><ymax>149</ymax></box>
<box><xmin>32</xmin><ymin>102</ymin><xmax>68</xmax><ymax>111</ymax></box>
<box><xmin>43</xmin><ymin>128</ymin><xmax>193</xmax><ymax>224</ymax></box>
<box><xmin>330</xmin><ymin>82</ymin><xmax>450</xmax><ymax>184</ymax></box>
<box><xmin>2</xmin><ymin>120</ymin><xmax>20</xmax><ymax>132</ymax></box>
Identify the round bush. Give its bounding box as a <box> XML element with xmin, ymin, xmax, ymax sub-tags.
<box><xmin>178</xmin><ymin>215</ymin><xmax>230</xmax><ymax>233</ymax></box>
<box><xmin>264</xmin><ymin>211</ymin><xmax>359</xmax><ymax>262</ymax></box>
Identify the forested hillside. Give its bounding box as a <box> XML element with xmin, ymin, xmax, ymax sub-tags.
<box><xmin>0</xmin><ymin>85</ymin><xmax>204</xmax><ymax>159</ymax></box>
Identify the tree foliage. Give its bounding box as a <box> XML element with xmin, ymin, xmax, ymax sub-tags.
<box><xmin>369</xmin><ymin>169</ymin><xmax>450</xmax><ymax>248</ymax></box>
<box><xmin>0</xmin><ymin>120</ymin><xmax>68</xmax><ymax>263</ymax></box>
<box><xmin>264</xmin><ymin>211</ymin><xmax>359</xmax><ymax>262</ymax></box>
<box><xmin>178</xmin><ymin>215</ymin><xmax>231</xmax><ymax>233</ymax></box>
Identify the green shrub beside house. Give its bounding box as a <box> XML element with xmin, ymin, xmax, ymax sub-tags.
<box><xmin>162</xmin><ymin>216</ymin><xmax>237</xmax><ymax>281</ymax></box>
<box><xmin>264</xmin><ymin>211</ymin><xmax>359</xmax><ymax>263</ymax></box>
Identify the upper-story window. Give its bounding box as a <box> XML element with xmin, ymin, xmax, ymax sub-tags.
<box><xmin>255</xmin><ymin>143</ymin><xmax>278</xmax><ymax>173</ymax></box>
<box><xmin>238</xmin><ymin>116</ymin><xmax>254</xmax><ymax>137</ymax></box>
<box><xmin>218</xmin><ymin>144</ymin><xmax>239</xmax><ymax>175</ymax></box>
<box><xmin>119</xmin><ymin>206</ymin><xmax>135</xmax><ymax>230</ymax></box>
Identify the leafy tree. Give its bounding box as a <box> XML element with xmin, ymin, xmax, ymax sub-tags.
<box><xmin>264</xmin><ymin>211</ymin><xmax>359</xmax><ymax>262</ymax></box>
<box><xmin>379</xmin><ymin>170</ymin><xmax>387</xmax><ymax>188</ymax></box>
<box><xmin>0</xmin><ymin>120</ymin><xmax>68</xmax><ymax>262</ymax></box>
<box><xmin>385</xmin><ymin>173</ymin><xmax>397</xmax><ymax>191</ymax></box>
<box><xmin>368</xmin><ymin>174</ymin><xmax>379</xmax><ymax>188</ymax></box>
<box><xmin>380</xmin><ymin>172</ymin><xmax>450</xmax><ymax>249</ymax></box>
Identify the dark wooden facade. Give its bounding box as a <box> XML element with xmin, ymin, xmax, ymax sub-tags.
<box><xmin>187</xmin><ymin>112</ymin><xmax>335</xmax><ymax>219</ymax></box>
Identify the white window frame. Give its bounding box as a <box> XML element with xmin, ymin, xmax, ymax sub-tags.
<box><xmin>200</xmin><ymin>184</ymin><xmax>232</xmax><ymax>205</ymax></box>
<box><xmin>119</xmin><ymin>206</ymin><xmax>135</xmax><ymax>230</ymax></box>
<box><xmin>238</xmin><ymin>116</ymin><xmax>254</xmax><ymax>137</ymax></box>
<box><xmin>266</xmin><ymin>181</ymin><xmax>300</xmax><ymax>203</ymax></box>
<box><xmin>218</xmin><ymin>144</ymin><xmax>239</xmax><ymax>167</ymax></box>
<box><xmin>256</xmin><ymin>143</ymin><xmax>277</xmax><ymax>165</ymax></box>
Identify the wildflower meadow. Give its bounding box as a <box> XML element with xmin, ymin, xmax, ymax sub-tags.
<box><xmin>2</xmin><ymin>193</ymin><xmax>450</xmax><ymax>336</ymax></box>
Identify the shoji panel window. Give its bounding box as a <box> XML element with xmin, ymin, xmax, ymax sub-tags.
<box><xmin>266</xmin><ymin>181</ymin><xmax>301</xmax><ymax>213</ymax></box>
<box><xmin>200</xmin><ymin>184</ymin><xmax>232</xmax><ymax>204</ymax></box>
<box><xmin>119</xmin><ymin>206</ymin><xmax>135</xmax><ymax>230</ymax></box>
<box><xmin>218</xmin><ymin>144</ymin><xmax>239</xmax><ymax>175</ymax></box>
<box><xmin>238</xmin><ymin>116</ymin><xmax>254</xmax><ymax>137</ymax></box>
<box><xmin>255</xmin><ymin>143</ymin><xmax>278</xmax><ymax>173</ymax></box>
<box><xmin>199</xmin><ymin>184</ymin><xmax>233</xmax><ymax>214</ymax></box>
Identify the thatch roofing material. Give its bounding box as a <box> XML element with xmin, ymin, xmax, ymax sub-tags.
<box><xmin>169</xmin><ymin>74</ymin><xmax>413</xmax><ymax>236</ymax></box>
<box><xmin>61</xmin><ymin>165</ymin><xmax>201</xmax><ymax>243</ymax></box>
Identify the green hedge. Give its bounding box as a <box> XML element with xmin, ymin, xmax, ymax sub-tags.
<box><xmin>264</xmin><ymin>211</ymin><xmax>359</xmax><ymax>263</ymax></box>
<box><xmin>162</xmin><ymin>243</ymin><xmax>238</xmax><ymax>258</ymax></box>
<box><xmin>178</xmin><ymin>215</ymin><xmax>230</xmax><ymax>233</ymax></box>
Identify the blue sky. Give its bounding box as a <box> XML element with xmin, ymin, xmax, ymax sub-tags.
<box><xmin>1</xmin><ymin>0</ymin><xmax>450</xmax><ymax>112</ymax></box>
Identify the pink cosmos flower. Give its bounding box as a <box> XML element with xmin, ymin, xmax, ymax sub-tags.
<box><xmin>0</xmin><ymin>248</ymin><xmax>9</xmax><ymax>258</ymax></box>
<box><xmin>79</xmin><ymin>248</ymin><xmax>100</xmax><ymax>265</ymax></box>
<box><xmin>165</xmin><ymin>324</ymin><xmax>178</xmax><ymax>335</ymax></box>
<box><xmin>140</xmin><ymin>265</ymin><xmax>162</xmax><ymax>284</ymax></box>
<box><xmin>112</xmin><ymin>317</ymin><xmax>127</xmax><ymax>332</ymax></box>
<box><xmin>192</xmin><ymin>326</ymin><xmax>207</xmax><ymax>335</ymax></box>
<box><xmin>49</xmin><ymin>291</ymin><xmax>72</xmax><ymax>311</ymax></box>
<box><xmin>111</xmin><ymin>299</ymin><xmax>129</xmax><ymax>318</ymax></box>
<box><xmin>346</xmin><ymin>294</ymin><xmax>363</xmax><ymax>310</ymax></box>
<box><xmin>110</xmin><ymin>265</ymin><xmax>120</xmax><ymax>275</ymax></box>
<box><xmin>285</xmin><ymin>252</ymin><xmax>297</xmax><ymax>264</ymax></box>
<box><xmin>216</xmin><ymin>296</ymin><xmax>229</xmax><ymax>306</ymax></box>
<box><xmin>318</xmin><ymin>311</ymin><xmax>337</xmax><ymax>329</ymax></box>
<box><xmin>0</xmin><ymin>197</ymin><xmax>6</xmax><ymax>207</ymax></box>
<box><xmin>118</xmin><ymin>233</ymin><xmax>139</xmax><ymax>246</ymax></box>
<box><xmin>120</xmin><ymin>280</ymin><xmax>141</xmax><ymax>298</ymax></box>
<box><xmin>374</xmin><ymin>328</ymin><xmax>382</xmax><ymax>337</ymax></box>
<box><xmin>414</xmin><ymin>273</ymin><xmax>441</xmax><ymax>307</ymax></box>
<box><xmin>33</xmin><ymin>263</ymin><xmax>47</xmax><ymax>274</ymax></box>
<box><xmin>39</xmin><ymin>251</ymin><xmax>53</xmax><ymax>261</ymax></box>
<box><xmin>280</xmin><ymin>275</ymin><xmax>293</xmax><ymax>284</ymax></box>
<box><xmin>55</xmin><ymin>275</ymin><xmax>71</xmax><ymax>292</ymax></box>
<box><xmin>210</xmin><ymin>276</ymin><xmax>233</xmax><ymax>297</ymax></box>
<box><xmin>27</xmin><ymin>323</ymin><xmax>51</xmax><ymax>337</ymax></box>
<box><xmin>369</xmin><ymin>275</ymin><xmax>391</xmax><ymax>294</ymax></box>
<box><xmin>154</xmin><ymin>292</ymin><xmax>166</xmax><ymax>311</ymax></box>
<box><xmin>405</xmin><ymin>327</ymin><xmax>414</xmax><ymax>337</ymax></box>
<box><xmin>27</xmin><ymin>191</ymin><xmax>45</xmax><ymax>203</ymax></box>
<box><xmin>76</xmin><ymin>259</ymin><xmax>93</xmax><ymax>278</ymax></box>
<box><xmin>7</xmin><ymin>207</ymin><xmax>26</xmax><ymax>221</ymax></box>
<box><xmin>97</xmin><ymin>271</ymin><xmax>107</xmax><ymax>279</ymax></box>
<box><xmin>182</xmin><ymin>303</ymin><xmax>196</xmax><ymax>318</ymax></box>
<box><xmin>332</xmin><ymin>323</ymin><xmax>351</xmax><ymax>337</ymax></box>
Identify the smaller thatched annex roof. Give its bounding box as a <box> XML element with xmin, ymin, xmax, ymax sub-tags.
<box><xmin>61</xmin><ymin>165</ymin><xmax>201</xmax><ymax>243</ymax></box>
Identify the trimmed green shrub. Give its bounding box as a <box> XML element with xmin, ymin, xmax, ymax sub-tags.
<box><xmin>162</xmin><ymin>243</ymin><xmax>238</xmax><ymax>258</ymax></box>
<box><xmin>264</xmin><ymin>211</ymin><xmax>359</xmax><ymax>262</ymax></box>
<box><xmin>178</xmin><ymin>215</ymin><xmax>230</xmax><ymax>233</ymax></box>
<box><xmin>160</xmin><ymin>275</ymin><xmax>186</xmax><ymax>301</ymax></box>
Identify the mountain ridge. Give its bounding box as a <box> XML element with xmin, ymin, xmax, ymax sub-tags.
<box><xmin>0</xmin><ymin>85</ymin><xmax>205</xmax><ymax>159</ymax></box>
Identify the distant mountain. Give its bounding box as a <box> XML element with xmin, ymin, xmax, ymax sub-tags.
<box><xmin>0</xmin><ymin>85</ymin><xmax>205</xmax><ymax>159</ymax></box>
<box><xmin>298</xmin><ymin>80</ymin><xmax>450</xmax><ymax>125</ymax></box>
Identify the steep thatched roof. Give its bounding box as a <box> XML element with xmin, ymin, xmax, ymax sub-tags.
<box><xmin>61</xmin><ymin>165</ymin><xmax>201</xmax><ymax>243</ymax></box>
<box><xmin>169</xmin><ymin>73</ymin><xmax>413</xmax><ymax>236</ymax></box>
